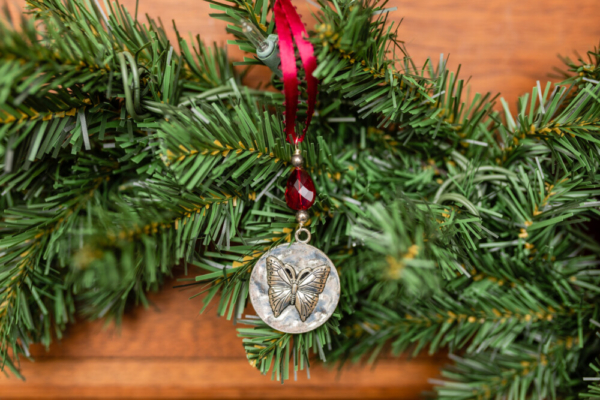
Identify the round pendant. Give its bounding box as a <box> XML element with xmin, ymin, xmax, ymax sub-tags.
<box><xmin>249</xmin><ymin>242</ymin><xmax>340</xmax><ymax>334</ymax></box>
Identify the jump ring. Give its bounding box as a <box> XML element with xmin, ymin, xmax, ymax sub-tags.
<box><xmin>294</xmin><ymin>227</ymin><xmax>311</xmax><ymax>244</ymax></box>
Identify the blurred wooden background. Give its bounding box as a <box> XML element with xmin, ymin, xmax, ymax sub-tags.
<box><xmin>2</xmin><ymin>0</ymin><xmax>600</xmax><ymax>398</ymax></box>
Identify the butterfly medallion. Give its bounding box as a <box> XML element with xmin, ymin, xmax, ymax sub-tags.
<box><xmin>266</xmin><ymin>256</ymin><xmax>330</xmax><ymax>322</ymax></box>
<box><xmin>249</xmin><ymin>242</ymin><xmax>340</xmax><ymax>334</ymax></box>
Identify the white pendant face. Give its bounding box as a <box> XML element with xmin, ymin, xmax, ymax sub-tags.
<box><xmin>249</xmin><ymin>242</ymin><xmax>341</xmax><ymax>334</ymax></box>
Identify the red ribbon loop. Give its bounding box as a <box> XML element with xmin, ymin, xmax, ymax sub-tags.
<box><xmin>273</xmin><ymin>0</ymin><xmax>318</xmax><ymax>144</ymax></box>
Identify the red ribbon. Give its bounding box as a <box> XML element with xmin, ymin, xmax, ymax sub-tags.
<box><xmin>273</xmin><ymin>0</ymin><xmax>318</xmax><ymax>144</ymax></box>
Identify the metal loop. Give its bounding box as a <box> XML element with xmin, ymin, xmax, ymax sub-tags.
<box><xmin>294</xmin><ymin>227</ymin><xmax>311</xmax><ymax>244</ymax></box>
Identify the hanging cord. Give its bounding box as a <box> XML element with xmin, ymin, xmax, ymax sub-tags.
<box><xmin>117</xmin><ymin>51</ymin><xmax>151</xmax><ymax>121</ymax></box>
<box><xmin>436</xmin><ymin>193</ymin><xmax>480</xmax><ymax>217</ymax></box>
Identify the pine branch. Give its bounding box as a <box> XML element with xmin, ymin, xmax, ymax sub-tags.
<box><xmin>435</xmin><ymin>342</ymin><xmax>582</xmax><ymax>399</ymax></box>
<box><xmin>0</xmin><ymin>0</ymin><xmax>599</xmax><ymax>394</ymax></box>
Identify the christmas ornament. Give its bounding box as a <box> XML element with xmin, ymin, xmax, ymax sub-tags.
<box><xmin>249</xmin><ymin>151</ymin><xmax>341</xmax><ymax>334</ymax></box>
<box><xmin>247</xmin><ymin>0</ymin><xmax>340</xmax><ymax>334</ymax></box>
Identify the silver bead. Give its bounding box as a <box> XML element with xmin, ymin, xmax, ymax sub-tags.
<box><xmin>291</xmin><ymin>150</ymin><xmax>303</xmax><ymax>167</ymax></box>
<box><xmin>296</xmin><ymin>210</ymin><xmax>309</xmax><ymax>224</ymax></box>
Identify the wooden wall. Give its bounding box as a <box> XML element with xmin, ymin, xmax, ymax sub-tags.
<box><xmin>107</xmin><ymin>0</ymin><xmax>600</xmax><ymax>105</ymax></box>
<box><xmin>2</xmin><ymin>0</ymin><xmax>599</xmax><ymax>398</ymax></box>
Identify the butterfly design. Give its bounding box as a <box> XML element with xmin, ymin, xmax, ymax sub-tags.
<box><xmin>266</xmin><ymin>255</ymin><xmax>331</xmax><ymax>322</ymax></box>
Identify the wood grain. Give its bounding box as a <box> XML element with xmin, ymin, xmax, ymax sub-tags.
<box><xmin>2</xmin><ymin>0</ymin><xmax>600</xmax><ymax>398</ymax></box>
<box><xmin>0</xmin><ymin>359</ymin><xmax>445</xmax><ymax>399</ymax></box>
<box><xmin>113</xmin><ymin>0</ymin><xmax>600</xmax><ymax>106</ymax></box>
<box><xmin>2</xmin><ymin>272</ymin><xmax>446</xmax><ymax>399</ymax></box>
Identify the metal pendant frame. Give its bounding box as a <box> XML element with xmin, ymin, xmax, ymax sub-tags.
<box><xmin>249</xmin><ymin>241</ymin><xmax>341</xmax><ymax>334</ymax></box>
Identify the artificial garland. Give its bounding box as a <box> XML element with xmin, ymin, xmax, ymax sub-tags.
<box><xmin>1</xmin><ymin>0</ymin><xmax>600</xmax><ymax>398</ymax></box>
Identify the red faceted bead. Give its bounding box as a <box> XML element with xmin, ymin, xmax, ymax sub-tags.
<box><xmin>285</xmin><ymin>168</ymin><xmax>316</xmax><ymax>210</ymax></box>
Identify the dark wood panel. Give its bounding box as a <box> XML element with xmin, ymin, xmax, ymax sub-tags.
<box><xmin>0</xmin><ymin>358</ymin><xmax>445</xmax><ymax>399</ymax></box>
<box><xmin>4</xmin><ymin>274</ymin><xmax>445</xmax><ymax>399</ymax></box>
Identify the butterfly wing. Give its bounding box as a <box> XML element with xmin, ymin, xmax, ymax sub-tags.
<box><xmin>266</xmin><ymin>256</ymin><xmax>295</xmax><ymax>318</ymax></box>
<box><xmin>295</xmin><ymin>265</ymin><xmax>331</xmax><ymax>322</ymax></box>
